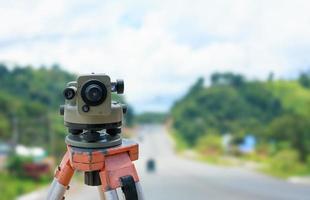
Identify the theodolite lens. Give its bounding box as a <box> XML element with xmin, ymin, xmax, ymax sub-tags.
<box><xmin>81</xmin><ymin>80</ymin><xmax>107</xmax><ymax>106</ymax></box>
<box><xmin>85</xmin><ymin>84</ymin><xmax>102</xmax><ymax>102</ymax></box>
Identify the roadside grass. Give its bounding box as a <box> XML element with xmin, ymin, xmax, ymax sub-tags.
<box><xmin>194</xmin><ymin>149</ymin><xmax>310</xmax><ymax>178</ymax></box>
<box><xmin>0</xmin><ymin>172</ymin><xmax>51</xmax><ymax>199</ymax></box>
<box><xmin>169</xmin><ymin>129</ymin><xmax>189</xmax><ymax>153</ymax></box>
<box><xmin>197</xmin><ymin>154</ymin><xmax>237</xmax><ymax>167</ymax></box>
<box><xmin>169</xmin><ymin>129</ymin><xmax>237</xmax><ymax>166</ymax></box>
<box><xmin>261</xmin><ymin>162</ymin><xmax>309</xmax><ymax>178</ymax></box>
<box><xmin>169</xmin><ymin>129</ymin><xmax>310</xmax><ymax>179</ymax></box>
<box><xmin>240</xmin><ymin>150</ymin><xmax>310</xmax><ymax>178</ymax></box>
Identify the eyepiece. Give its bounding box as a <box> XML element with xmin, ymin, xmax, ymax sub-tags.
<box><xmin>81</xmin><ymin>80</ymin><xmax>107</xmax><ymax>106</ymax></box>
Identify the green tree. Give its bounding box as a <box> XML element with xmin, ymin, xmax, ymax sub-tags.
<box><xmin>211</xmin><ymin>72</ymin><xmax>245</xmax><ymax>87</ymax></box>
<box><xmin>266</xmin><ymin>114</ymin><xmax>310</xmax><ymax>161</ymax></box>
<box><xmin>125</xmin><ymin>106</ymin><xmax>135</xmax><ymax>127</ymax></box>
<box><xmin>171</xmin><ymin>72</ymin><xmax>310</xmax><ymax>165</ymax></box>
<box><xmin>299</xmin><ymin>73</ymin><xmax>310</xmax><ymax>88</ymax></box>
<box><xmin>0</xmin><ymin>64</ymin><xmax>134</xmax><ymax>156</ymax></box>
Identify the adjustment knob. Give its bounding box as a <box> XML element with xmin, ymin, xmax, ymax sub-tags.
<box><xmin>122</xmin><ymin>104</ymin><xmax>127</xmax><ymax>114</ymax></box>
<box><xmin>106</xmin><ymin>128</ymin><xmax>121</xmax><ymax>136</ymax></box>
<box><xmin>63</xmin><ymin>87</ymin><xmax>76</xmax><ymax>100</ymax></box>
<box><xmin>116</xmin><ymin>79</ymin><xmax>124</xmax><ymax>94</ymax></box>
<box><xmin>59</xmin><ymin>105</ymin><xmax>64</xmax><ymax>115</ymax></box>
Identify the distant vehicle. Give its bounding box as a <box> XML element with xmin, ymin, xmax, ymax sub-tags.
<box><xmin>146</xmin><ymin>158</ymin><xmax>156</xmax><ymax>173</ymax></box>
<box><xmin>23</xmin><ymin>162</ymin><xmax>50</xmax><ymax>179</ymax></box>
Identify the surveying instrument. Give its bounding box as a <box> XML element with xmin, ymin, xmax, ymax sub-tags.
<box><xmin>47</xmin><ymin>74</ymin><xmax>144</xmax><ymax>200</ymax></box>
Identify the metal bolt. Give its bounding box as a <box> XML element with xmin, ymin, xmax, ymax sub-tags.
<box><xmin>82</xmin><ymin>105</ymin><xmax>90</xmax><ymax>112</ymax></box>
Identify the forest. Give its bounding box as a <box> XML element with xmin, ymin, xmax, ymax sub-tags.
<box><xmin>1</xmin><ymin>64</ymin><xmax>310</xmax><ymax>179</ymax></box>
<box><xmin>171</xmin><ymin>72</ymin><xmax>310</xmax><ymax>175</ymax></box>
<box><xmin>0</xmin><ymin>64</ymin><xmax>132</xmax><ymax>157</ymax></box>
<box><xmin>0</xmin><ymin>64</ymin><xmax>137</xmax><ymax>199</ymax></box>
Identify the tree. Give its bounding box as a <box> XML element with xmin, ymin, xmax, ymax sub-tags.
<box><xmin>211</xmin><ymin>72</ymin><xmax>245</xmax><ymax>87</ymax></box>
<box><xmin>125</xmin><ymin>106</ymin><xmax>135</xmax><ymax>127</ymax></box>
<box><xmin>267</xmin><ymin>114</ymin><xmax>310</xmax><ymax>162</ymax></box>
<box><xmin>0</xmin><ymin>64</ymin><xmax>134</xmax><ymax>157</ymax></box>
<box><xmin>299</xmin><ymin>73</ymin><xmax>310</xmax><ymax>88</ymax></box>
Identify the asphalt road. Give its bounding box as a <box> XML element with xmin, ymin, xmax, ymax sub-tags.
<box><xmin>22</xmin><ymin>125</ymin><xmax>310</xmax><ymax>200</ymax></box>
<box><xmin>135</xmin><ymin>125</ymin><xmax>310</xmax><ymax>200</ymax></box>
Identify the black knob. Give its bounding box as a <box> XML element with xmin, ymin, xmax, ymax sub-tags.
<box><xmin>116</xmin><ymin>79</ymin><xmax>124</xmax><ymax>94</ymax></box>
<box><xmin>84</xmin><ymin>171</ymin><xmax>101</xmax><ymax>186</ymax></box>
<box><xmin>82</xmin><ymin>105</ymin><xmax>90</xmax><ymax>112</ymax></box>
<box><xmin>63</xmin><ymin>87</ymin><xmax>76</xmax><ymax>100</ymax></box>
<box><xmin>106</xmin><ymin>128</ymin><xmax>121</xmax><ymax>136</ymax></box>
<box><xmin>59</xmin><ymin>105</ymin><xmax>64</xmax><ymax>115</ymax></box>
<box><xmin>122</xmin><ymin>104</ymin><xmax>127</xmax><ymax>114</ymax></box>
<box><xmin>69</xmin><ymin>129</ymin><xmax>83</xmax><ymax>135</ymax></box>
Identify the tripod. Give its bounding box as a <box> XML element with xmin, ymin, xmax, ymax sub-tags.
<box><xmin>47</xmin><ymin>138</ymin><xmax>143</xmax><ymax>200</ymax></box>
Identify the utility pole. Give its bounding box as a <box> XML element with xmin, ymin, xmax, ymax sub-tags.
<box><xmin>46</xmin><ymin>112</ymin><xmax>55</xmax><ymax>158</ymax></box>
<box><xmin>11</xmin><ymin>115</ymin><xmax>19</xmax><ymax>149</ymax></box>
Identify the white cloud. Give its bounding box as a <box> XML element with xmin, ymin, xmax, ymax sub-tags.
<box><xmin>0</xmin><ymin>0</ymin><xmax>310</xmax><ymax>112</ymax></box>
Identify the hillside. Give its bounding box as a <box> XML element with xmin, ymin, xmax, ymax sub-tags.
<box><xmin>267</xmin><ymin>80</ymin><xmax>310</xmax><ymax>117</ymax></box>
<box><xmin>171</xmin><ymin>73</ymin><xmax>310</xmax><ymax>163</ymax></box>
<box><xmin>0</xmin><ymin>64</ymin><xmax>132</xmax><ymax>156</ymax></box>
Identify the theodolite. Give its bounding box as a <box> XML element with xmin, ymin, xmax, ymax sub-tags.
<box><xmin>47</xmin><ymin>73</ymin><xmax>144</xmax><ymax>200</ymax></box>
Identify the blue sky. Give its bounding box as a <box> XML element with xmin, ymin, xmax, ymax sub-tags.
<box><xmin>0</xmin><ymin>0</ymin><xmax>310</xmax><ymax>112</ymax></box>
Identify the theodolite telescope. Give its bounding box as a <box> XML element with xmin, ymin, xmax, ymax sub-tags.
<box><xmin>60</xmin><ymin>74</ymin><xmax>126</xmax><ymax>147</ymax></box>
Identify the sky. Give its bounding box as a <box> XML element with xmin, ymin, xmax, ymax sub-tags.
<box><xmin>0</xmin><ymin>0</ymin><xmax>310</xmax><ymax>112</ymax></box>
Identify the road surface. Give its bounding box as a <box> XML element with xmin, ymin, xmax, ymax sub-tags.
<box><xmin>21</xmin><ymin>125</ymin><xmax>310</xmax><ymax>200</ymax></box>
<box><xmin>134</xmin><ymin>125</ymin><xmax>310</xmax><ymax>200</ymax></box>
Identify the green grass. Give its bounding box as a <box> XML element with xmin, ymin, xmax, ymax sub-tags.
<box><xmin>0</xmin><ymin>173</ymin><xmax>50</xmax><ymax>199</ymax></box>
<box><xmin>261</xmin><ymin>164</ymin><xmax>309</xmax><ymax>178</ymax></box>
<box><xmin>171</xmin><ymin>131</ymin><xmax>310</xmax><ymax>178</ymax></box>
<box><xmin>259</xmin><ymin>150</ymin><xmax>310</xmax><ymax>178</ymax></box>
<box><xmin>169</xmin><ymin>129</ymin><xmax>189</xmax><ymax>152</ymax></box>
<box><xmin>197</xmin><ymin>154</ymin><xmax>236</xmax><ymax>166</ymax></box>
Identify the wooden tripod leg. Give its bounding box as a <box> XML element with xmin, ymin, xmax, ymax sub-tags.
<box><xmin>47</xmin><ymin>150</ymin><xmax>75</xmax><ymax>200</ymax></box>
<box><xmin>99</xmin><ymin>152</ymin><xmax>140</xmax><ymax>198</ymax></box>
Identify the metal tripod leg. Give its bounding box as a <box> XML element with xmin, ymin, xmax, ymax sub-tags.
<box><xmin>103</xmin><ymin>184</ymin><xmax>144</xmax><ymax>200</ymax></box>
<box><xmin>101</xmin><ymin>186</ymin><xmax>143</xmax><ymax>200</ymax></box>
<box><xmin>46</xmin><ymin>151</ymin><xmax>74</xmax><ymax>200</ymax></box>
<box><xmin>135</xmin><ymin>182</ymin><xmax>144</xmax><ymax>200</ymax></box>
<box><xmin>98</xmin><ymin>186</ymin><xmax>106</xmax><ymax>200</ymax></box>
<box><xmin>104</xmin><ymin>190</ymin><xmax>119</xmax><ymax>200</ymax></box>
<box><xmin>47</xmin><ymin>178</ymin><xmax>67</xmax><ymax>200</ymax></box>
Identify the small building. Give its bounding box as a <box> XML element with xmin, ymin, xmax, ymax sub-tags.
<box><xmin>239</xmin><ymin>135</ymin><xmax>256</xmax><ymax>154</ymax></box>
<box><xmin>0</xmin><ymin>142</ymin><xmax>11</xmax><ymax>170</ymax></box>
